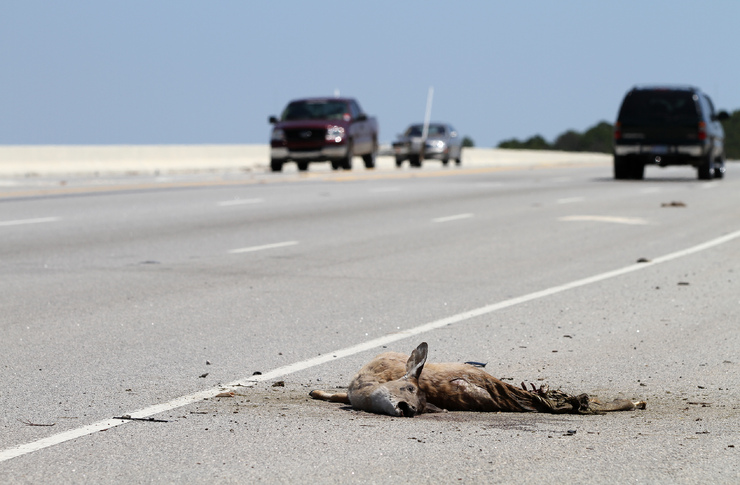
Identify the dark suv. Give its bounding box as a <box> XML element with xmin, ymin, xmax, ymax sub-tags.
<box><xmin>613</xmin><ymin>86</ymin><xmax>729</xmax><ymax>180</ymax></box>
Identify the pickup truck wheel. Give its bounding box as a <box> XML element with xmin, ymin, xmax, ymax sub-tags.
<box><xmin>409</xmin><ymin>155</ymin><xmax>421</xmax><ymax>168</ymax></box>
<box><xmin>454</xmin><ymin>157</ymin><xmax>462</xmax><ymax>166</ymax></box>
<box><xmin>395</xmin><ymin>156</ymin><xmax>404</xmax><ymax>167</ymax></box>
<box><xmin>341</xmin><ymin>142</ymin><xmax>353</xmax><ymax>170</ymax></box>
<box><xmin>297</xmin><ymin>161</ymin><xmax>309</xmax><ymax>172</ymax></box>
<box><xmin>362</xmin><ymin>151</ymin><xmax>376</xmax><ymax>169</ymax></box>
<box><xmin>270</xmin><ymin>158</ymin><xmax>284</xmax><ymax>172</ymax></box>
<box><xmin>441</xmin><ymin>157</ymin><xmax>449</xmax><ymax>166</ymax></box>
<box><xmin>331</xmin><ymin>160</ymin><xmax>341</xmax><ymax>170</ymax></box>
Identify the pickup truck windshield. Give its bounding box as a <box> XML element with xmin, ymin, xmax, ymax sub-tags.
<box><xmin>282</xmin><ymin>101</ymin><xmax>348</xmax><ymax>121</ymax></box>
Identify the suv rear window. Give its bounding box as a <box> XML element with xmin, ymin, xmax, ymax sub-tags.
<box><xmin>618</xmin><ymin>91</ymin><xmax>700</xmax><ymax>124</ymax></box>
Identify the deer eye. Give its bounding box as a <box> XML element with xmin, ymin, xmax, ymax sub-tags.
<box><xmin>406</xmin><ymin>386</ymin><xmax>416</xmax><ymax>393</ymax></box>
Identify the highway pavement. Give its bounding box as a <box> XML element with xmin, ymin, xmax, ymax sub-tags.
<box><xmin>1</xmin><ymin>161</ymin><xmax>739</xmax><ymax>483</ymax></box>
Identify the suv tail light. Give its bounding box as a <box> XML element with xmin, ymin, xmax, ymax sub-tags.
<box><xmin>613</xmin><ymin>121</ymin><xmax>622</xmax><ymax>140</ymax></box>
<box><xmin>698</xmin><ymin>121</ymin><xmax>707</xmax><ymax>140</ymax></box>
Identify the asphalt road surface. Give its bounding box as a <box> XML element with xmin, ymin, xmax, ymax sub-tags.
<box><xmin>1</xmin><ymin>163</ymin><xmax>739</xmax><ymax>483</ymax></box>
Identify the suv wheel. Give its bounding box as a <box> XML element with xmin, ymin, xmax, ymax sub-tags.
<box><xmin>614</xmin><ymin>156</ymin><xmax>644</xmax><ymax>180</ymax></box>
<box><xmin>713</xmin><ymin>157</ymin><xmax>725</xmax><ymax>179</ymax></box>
<box><xmin>297</xmin><ymin>161</ymin><xmax>309</xmax><ymax>172</ymax></box>
<box><xmin>632</xmin><ymin>163</ymin><xmax>645</xmax><ymax>180</ymax></box>
<box><xmin>614</xmin><ymin>156</ymin><xmax>630</xmax><ymax>179</ymax></box>
<box><xmin>270</xmin><ymin>158</ymin><xmax>284</xmax><ymax>172</ymax></box>
<box><xmin>697</xmin><ymin>155</ymin><xmax>714</xmax><ymax>180</ymax></box>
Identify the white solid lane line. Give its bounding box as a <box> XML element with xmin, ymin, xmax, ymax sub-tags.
<box><xmin>432</xmin><ymin>213</ymin><xmax>473</xmax><ymax>223</ymax></box>
<box><xmin>559</xmin><ymin>215</ymin><xmax>651</xmax><ymax>225</ymax></box>
<box><xmin>217</xmin><ymin>198</ymin><xmax>264</xmax><ymax>206</ymax></box>
<box><xmin>0</xmin><ymin>217</ymin><xmax>59</xmax><ymax>227</ymax></box>
<box><xmin>229</xmin><ymin>241</ymin><xmax>299</xmax><ymax>254</ymax></box>
<box><xmin>4</xmin><ymin>228</ymin><xmax>740</xmax><ymax>463</ymax></box>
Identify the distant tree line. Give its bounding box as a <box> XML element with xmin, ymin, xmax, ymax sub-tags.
<box><xmin>496</xmin><ymin>113</ymin><xmax>740</xmax><ymax>160</ymax></box>
<box><xmin>497</xmin><ymin>121</ymin><xmax>614</xmax><ymax>153</ymax></box>
<box><xmin>722</xmin><ymin>110</ymin><xmax>740</xmax><ymax>160</ymax></box>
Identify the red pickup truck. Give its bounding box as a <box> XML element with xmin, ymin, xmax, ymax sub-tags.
<box><xmin>268</xmin><ymin>97</ymin><xmax>379</xmax><ymax>172</ymax></box>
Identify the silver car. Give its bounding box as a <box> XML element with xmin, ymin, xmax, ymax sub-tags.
<box><xmin>392</xmin><ymin>123</ymin><xmax>463</xmax><ymax>167</ymax></box>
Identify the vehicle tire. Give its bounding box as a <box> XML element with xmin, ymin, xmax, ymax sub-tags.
<box><xmin>270</xmin><ymin>158</ymin><xmax>284</xmax><ymax>172</ymax></box>
<box><xmin>632</xmin><ymin>162</ymin><xmax>645</xmax><ymax>180</ymax></box>
<box><xmin>697</xmin><ymin>155</ymin><xmax>714</xmax><ymax>180</ymax></box>
<box><xmin>454</xmin><ymin>157</ymin><xmax>462</xmax><ymax>166</ymax></box>
<box><xmin>297</xmin><ymin>160</ymin><xmax>309</xmax><ymax>172</ymax></box>
<box><xmin>713</xmin><ymin>157</ymin><xmax>725</xmax><ymax>179</ymax></box>
<box><xmin>331</xmin><ymin>160</ymin><xmax>341</xmax><ymax>170</ymax></box>
<box><xmin>341</xmin><ymin>141</ymin><xmax>353</xmax><ymax>170</ymax></box>
<box><xmin>613</xmin><ymin>156</ymin><xmax>629</xmax><ymax>179</ymax></box>
<box><xmin>395</xmin><ymin>156</ymin><xmax>404</xmax><ymax>168</ymax></box>
<box><xmin>362</xmin><ymin>144</ymin><xmax>376</xmax><ymax>169</ymax></box>
<box><xmin>441</xmin><ymin>157</ymin><xmax>449</xmax><ymax>166</ymax></box>
<box><xmin>409</xmin><ymin>155</ymin><xmax>421</xmax><ymax>168</ymax></box>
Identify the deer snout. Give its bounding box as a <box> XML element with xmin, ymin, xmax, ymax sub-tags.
<box><xmin>397</xmin><ymin>401</ymin><xmax>417</xmax><ymax>417</ymax></box>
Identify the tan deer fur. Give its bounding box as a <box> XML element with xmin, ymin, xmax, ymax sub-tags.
<box><xmin>310</xmin><ymin>342</ymin><xmax>646</xmax><ymax>417</ymax></box>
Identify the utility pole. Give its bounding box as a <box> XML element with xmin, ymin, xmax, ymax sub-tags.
<box><xmin>419</xmin><ymin>86</ymin><xmax>434</xmax><ymax>163</ymax></box>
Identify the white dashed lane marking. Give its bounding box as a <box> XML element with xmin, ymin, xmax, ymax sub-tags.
<box><xmin>0</xmin><ymin>217</ymin><xmax>59</xmax><ymax>227</ymax></box>
<box><xmin>432</xmin><ymin>213</ymin><xmax>473</xmax><ymax>223</ymax></box>
<box><xmin>559</xmin><ymin>215</ymin><xmax>651</xmax><ymax>225</ymax></box>
<box><xmin>229</xmin><ymin>241</ymin><xmax>299</xmax><ymax>254</ymax></box>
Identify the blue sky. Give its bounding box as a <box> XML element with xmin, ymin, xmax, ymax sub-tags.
<box><xmin>1</xmin><ymin>1</ymin><xmax>738</xmax><ymax>147</ymax></box>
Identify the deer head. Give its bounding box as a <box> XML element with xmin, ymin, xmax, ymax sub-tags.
<box><xmin>368</xmin><ymin>342</ymin><xmax>428</xmax><ymax>417</ymax></box>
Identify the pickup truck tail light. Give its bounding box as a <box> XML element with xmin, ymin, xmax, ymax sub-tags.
<box><xmin>613</xmin><ymin>121</ymin><xmax>622</xmax><ymax>141</ymax></box>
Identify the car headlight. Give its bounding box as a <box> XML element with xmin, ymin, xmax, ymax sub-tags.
<box><xmin>325</xmin><ymin>125</ymin><xmax>345</xmax><ymax>142</ymax></box>
<box><xmin>426</xmin><ymin>140</ymin><xmax>445</xmax><ymax>149</ymax></box>
<box><xmin>271</xmin><ymin>128</ymin><xmax>285</xmax><ymax>141</ymax></box>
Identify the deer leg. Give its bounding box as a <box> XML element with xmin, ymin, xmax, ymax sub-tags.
<box><xmin>589</xmin><ymin>398</ymin><xmax>647</xmax><ymax>412</ymax></box>
<box><xmin>309</xmin><ymin>390</ymin><xmax>350</xmax><ymax>404</ymax></box>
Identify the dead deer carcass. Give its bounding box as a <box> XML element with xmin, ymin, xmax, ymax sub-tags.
<box><xmin>310</xmin><ymin>342</ymin><xmax>646</xmax><ymax>417</ymax></box>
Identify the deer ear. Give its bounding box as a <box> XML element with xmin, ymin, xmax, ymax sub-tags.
<box><xmin>405</xmin><ymin>342</ymin><xmax>428</xmax><ymax>380</ymax></box>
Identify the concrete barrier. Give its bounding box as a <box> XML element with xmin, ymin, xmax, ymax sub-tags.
<box><xmin>0</xmin><ymin>145</ymin><xmax>611</xmax><ymax>177</ymax></box>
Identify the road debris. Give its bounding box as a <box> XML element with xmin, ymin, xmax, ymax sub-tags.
<box><xmin>113</xmin><ymin>415</ymin><xmax>169</xmax><ymax>423</ymax></box>
<box><xmin>19</xmin><ymin>419</ymin><xmax>55</xmax><ymax>427</ymax></box>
